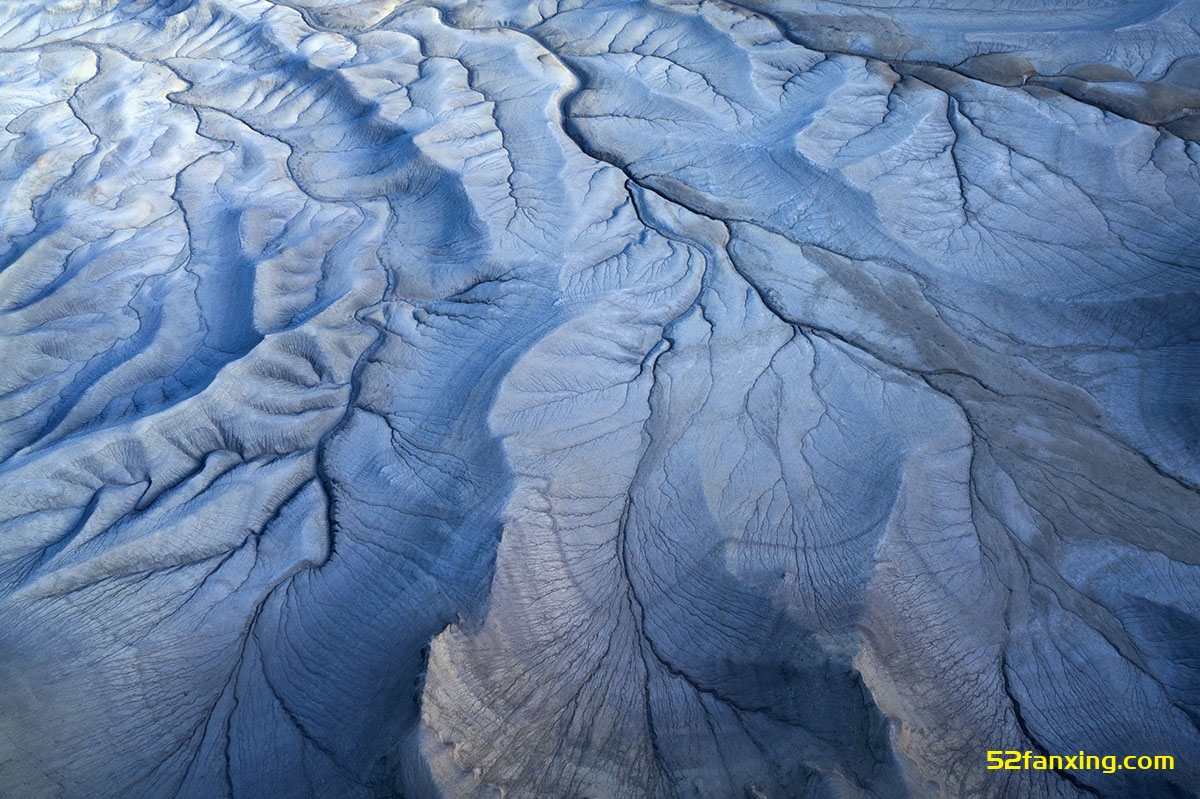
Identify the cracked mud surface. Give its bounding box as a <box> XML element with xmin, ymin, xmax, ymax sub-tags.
<box><xmin>1</xmin><ymin>1</ymin><xmax>1199</xmax><ymax>797</ymax></box>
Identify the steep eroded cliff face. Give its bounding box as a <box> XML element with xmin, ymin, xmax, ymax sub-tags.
<box><xmin>1</xmin><ymin>1</ymin><xmax>1198</xmax><ymax>797</ymax></box>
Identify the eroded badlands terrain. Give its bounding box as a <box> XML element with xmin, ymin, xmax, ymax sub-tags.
<box><xmin>1</xmin><ymin>0</ymin><xmax>1199</xmax><ymax>797</ymax></box>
